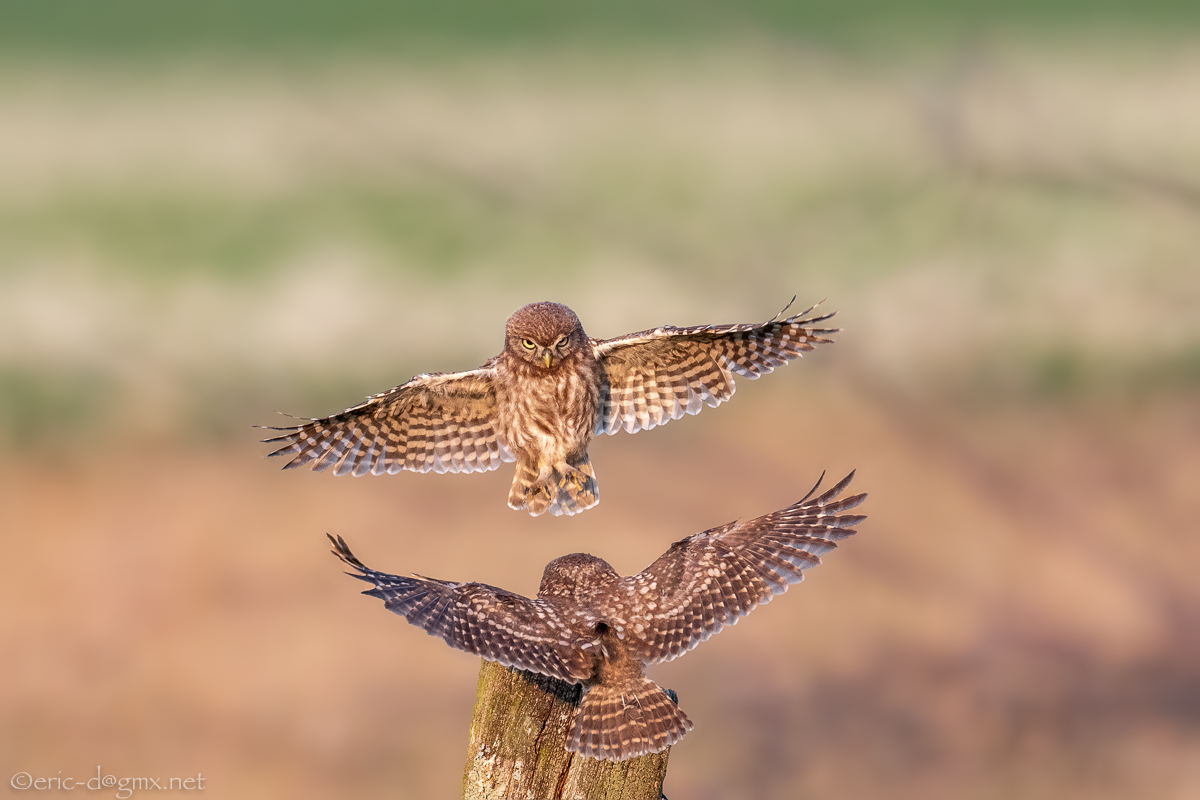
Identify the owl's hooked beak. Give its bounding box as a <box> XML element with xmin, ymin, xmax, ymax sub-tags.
<box><xmin>542</xmin><ymin>351</ymin><xmax>553</xmax><ymax>368</ymax></box>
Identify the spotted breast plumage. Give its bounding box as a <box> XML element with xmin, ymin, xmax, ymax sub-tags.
<box><xmin>329</xmin><ymin>470</ymin><xmax>867</xmax><ymax>760</ymax></box>
<box><xmin>263</xmin><ymin>299</ymin><xmax>837</xmax><ymax>516</ymax></box>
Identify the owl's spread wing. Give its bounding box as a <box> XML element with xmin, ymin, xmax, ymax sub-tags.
<box><xmin>330</xmin><ymin>535</ymin><xmax>597</xmax><ymax>683</ymax></box>
<box><xmin>262</xmin><ymin>367</ymin><xmax>514</xmax><ymax>477</ymax></box>
<box><xmin>599</xmin><ymin>471</ymin><xmax>866</xmax><ymax>665</ymax></box>
<box><xmin>590</xmin><ymin>300</ymin><xmax>837</xmax><ymax>435</ymax></box>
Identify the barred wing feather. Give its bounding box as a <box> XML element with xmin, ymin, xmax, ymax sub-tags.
<box><xmin>263</xmin><ymin>368</ymin><xmax>513</xmax><ymax>477</ymax></box>
<box><xmin>329</xmin><ymin>535</ymin><xmax>596</xmax><ymax>683</ymax></box>
<box><xmin>602</xmin><ymin>471</ymin><xmax>866</xmax><ymax>665</ymax></box>
<box><xmin>591</xmin><ymin>301</ymin><xmax>837</xmax><ymax>436</ymax></box>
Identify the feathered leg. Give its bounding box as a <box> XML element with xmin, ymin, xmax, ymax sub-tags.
<box><xmin>507</xmin><ymin>458</ymin><xmax>550</xmax><ymax>515</ymax></box>
<box><xmin>509</xmin><ymin>454</ymin><xmax>598</xmax><ymax>517</ymax></box>
<box><xmin>546</xmin><ymin>454</ymin><xmax>599</xmax><ymax>517</ymax></box>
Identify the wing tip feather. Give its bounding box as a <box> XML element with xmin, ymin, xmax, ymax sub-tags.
<box><xmin>327</xmin><ymin>534</ymin><xmax>381</xmax><ymax>588</ymax></box>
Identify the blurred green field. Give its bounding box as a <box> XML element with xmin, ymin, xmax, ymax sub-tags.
<box><xmin>2</xmin><ymin>12</ymin><xmax>1199</xmax><ymax>800</ymax></box>
<box><xmin>3</xmin><ymin>44</ymin><xmax>1198</xmax><ymax>446</ymax></box>
<box><xmin>2</xmin><ymin>0</ymin><xmax>1200</xmax><ymax>55</ymax></box>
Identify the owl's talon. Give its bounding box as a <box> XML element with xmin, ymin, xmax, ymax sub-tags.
<box><xmin>561</xmin><ymin>466</ymin><xmax>590</xmax><ymax>492</ymax></box>
<box><xmin>522</xmin><ymin>482</ymin><xmax>555</xmax><ymax>515</ymax></box>
<box><xmin>525</xmin><ymin>484</ymin><xmax>553</xmax><ymax>501</ymax></box>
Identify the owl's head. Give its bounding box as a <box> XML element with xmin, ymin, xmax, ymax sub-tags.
<box><xmin>537</xmin><ymin>552</ymin><xmax>618</xmax><ymax>600</ymax></box>
<box><xmin>504</xmin><ymin>302</ymin><xmax>586</xmax><ymax>370</ymax></box>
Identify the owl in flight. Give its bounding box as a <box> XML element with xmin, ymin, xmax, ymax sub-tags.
<box><xmin>265</xmin><ymin>299</ymin><xmax>836</xmax><ymax>516</ymax></box>
<box><xmin>329</xmin><ymin>470</ymin><xmax>866</xmax><ymax>760</ymax></box>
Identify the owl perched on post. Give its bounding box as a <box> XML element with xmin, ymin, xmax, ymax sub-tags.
<box><xmin>329</xmin><ymin>471</ymin><xmax>866</xmax><ymax>760</ymax></box>
<box><xmin>264</xmin><ymin>299</ymin><xmax>836</xmax><ymax>516</ymax></box>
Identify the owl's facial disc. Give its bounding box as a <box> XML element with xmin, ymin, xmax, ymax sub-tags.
<box><xmin>505</xmin><ymin>303</ymin><xmax>584</xmax><ymax>371</ymax></box>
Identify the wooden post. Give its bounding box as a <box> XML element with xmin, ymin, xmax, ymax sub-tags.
<box><xmin>462</xmin><ymin>660</ymin><xmax>671</xmax><ymax>800</ymax></box>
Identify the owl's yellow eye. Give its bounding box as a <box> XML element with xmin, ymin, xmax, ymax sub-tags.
<box><xmin>556</xmin><ymin>336</ymin><xmax>569</xmax><ymax>348</ymax></box>
<box><xmin>521</xmin><ymin>339</ymin><xmax>536</xmax><ymax>350</ymax></box>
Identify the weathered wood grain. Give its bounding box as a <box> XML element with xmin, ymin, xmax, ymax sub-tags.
<box><xmin>462</xmin><ymin>660</ymin><xmax>671</xmax><ymax>800</ymax></box>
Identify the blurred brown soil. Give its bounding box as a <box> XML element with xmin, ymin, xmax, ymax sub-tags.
<box><xmin>3</xmin><ymin>380</ymin><xmax>1198</xmax><ymax>799</ymax></box>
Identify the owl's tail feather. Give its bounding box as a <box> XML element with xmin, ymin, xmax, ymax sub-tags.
<box><xmin>569</xmin><ymin>677</ymin><xmax>693</xmax><ymax>761</ymax></box>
